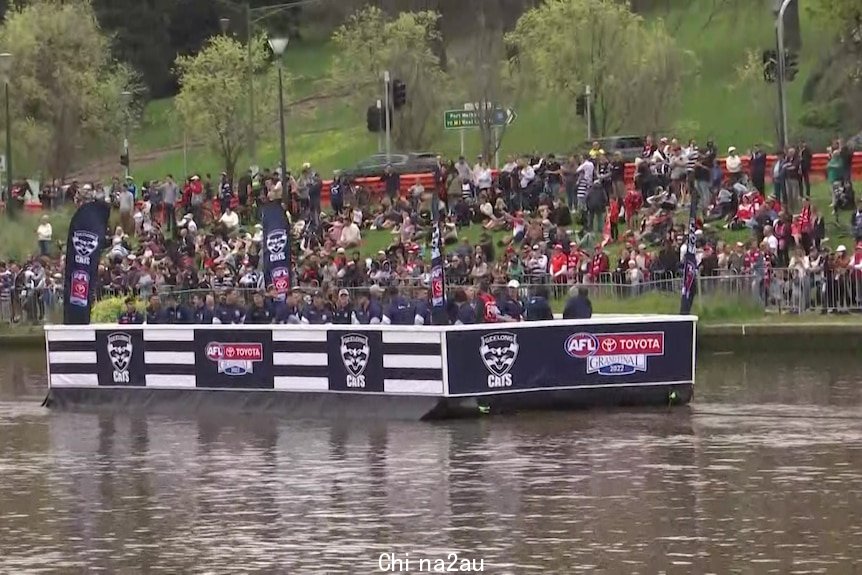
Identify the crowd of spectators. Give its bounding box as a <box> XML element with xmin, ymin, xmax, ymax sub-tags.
<box><xmin>1</xmin><ymin>134</ymin><xmax>861</xmax><ymax>324</ymax></box>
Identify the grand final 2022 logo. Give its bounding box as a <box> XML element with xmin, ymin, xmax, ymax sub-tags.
<box><xmin>566</xmin><ymin>331</ymin><xmax>665</xmax><ymax>376</ymax></box>
<box><xmin>479</xmin><ymin>332</ymin><xmax>519</xmax><ymax>388</ymax></box>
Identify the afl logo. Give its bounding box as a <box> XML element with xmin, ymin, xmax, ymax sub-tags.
<box><xmin>565</xmin><ymin>333</ymin><xmax>598</xmax><ymax>357</ymax></box>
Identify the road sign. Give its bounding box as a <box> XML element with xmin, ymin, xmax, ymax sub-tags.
<box><xmin>444</xmin><ymin>108</ymin><xmax>517</xmax><ymax>130</ymax></box>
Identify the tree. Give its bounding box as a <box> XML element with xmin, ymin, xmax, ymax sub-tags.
<box><xmin>506</xmin><ymin>0</ymin><xmax>695</xmax><ymax>137</ymax></box>
<box><xmin>0</xmin><ymin>0</ymin><xmax>136</xmax><ymax>181</ymax></box>
<box><xmin>448</xmin><ymin>0</ymin><xmax>513</xmax><ymax>163</ymax></box>
<box><xmin>330</xmin><ymin>7</ymin><xmax>450</xmax><ymax>150</ymax></box>
<box><xmin>806</xmin><ymin>0</ymin><xmax>862</xmax><ymax>134</ymax></box>
<box><xmin>174</xmin><ymin>35</ymin><xmax>278</xmax><ymax>181</ymax></box>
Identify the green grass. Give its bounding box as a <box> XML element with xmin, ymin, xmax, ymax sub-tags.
<box><xmin>112</xmin><ymin>0</ymin><xmax>835</xmax><ymax>185</ymax></box>
<box><xmin>0</xmin><ymin>207</ymin><xmax>75</xmax><ymax>262</ymax></box>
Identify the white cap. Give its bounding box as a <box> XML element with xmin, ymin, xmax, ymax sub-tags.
<box><xmin>507</xmin><ymin>280</ymin><xmax>520</xmax><ymax>289</ymax></box>
<box><xmin>836</xmin><ymin>245</ymin><xmax>847</xmax><ymax>252</ymax></box>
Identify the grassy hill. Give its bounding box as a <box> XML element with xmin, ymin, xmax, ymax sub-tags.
<box><xmin>102</xmin><ymin>1</ymin><xmax>831</xmax><ymax>184</ymax></box>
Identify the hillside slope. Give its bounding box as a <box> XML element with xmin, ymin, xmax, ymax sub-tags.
<box><xmin>81</xmin><ymin>1</ymin><xmax>832</xmax><ymax>183</ymax></box>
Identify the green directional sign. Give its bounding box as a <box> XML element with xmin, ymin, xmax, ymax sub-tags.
<box><xmin>444</xmin><ymin>109</ymin><xmax>480</xmax><ymax>129</ymax></box>
<box><xmin>444</xmin><ymin>108</ymin><xmax>517</xmax><ymax>130</ymax></box>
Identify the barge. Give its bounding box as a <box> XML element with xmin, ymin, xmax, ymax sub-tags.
<box><xmin>43</xmin><ymin>315</ymin><xmax>696</xmax><ymax>420</ymax></box>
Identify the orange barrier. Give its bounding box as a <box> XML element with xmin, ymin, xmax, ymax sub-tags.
<box><xmin>321</xmin><ymin>152</ymin><xmax>862</xmax><ymax>202</ymax></box>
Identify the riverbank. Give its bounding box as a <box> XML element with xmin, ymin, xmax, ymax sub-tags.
<box><xmin>4</xmin><ymin>317</ymin><xmax>860</xmax><ymax>351</ymax></box>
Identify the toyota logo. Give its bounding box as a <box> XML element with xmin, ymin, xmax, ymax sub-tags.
<box><xmin>601</xmin><ymin>339</ymin><xmax>617</xmax><ymax>353</ymax></box>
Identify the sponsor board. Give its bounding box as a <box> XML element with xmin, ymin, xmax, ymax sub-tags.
<box><xmin>327</xmin><ymin>331</ymin><xmax>384</xmax><ymax>392</ymax></box>
<box><xmin>565</xmin><ymin>332</ymin><xmax>665</xmax><ymax>376</ymax></box>
<box><xmin>205</xmin><ymin>342</ymin><xmax>263</xmax><ymax>376</ymax></box>
<box><xmin>479</xmin><ymin>331</ymin><xmax>519</xmax><ymax>388</ymax></box>
<box><xmin>95</xmin><ymin>329</ymin><xmax>145</xmax><ymax>386</ymax></box>
<box><xmin>107</xmin><ymin>332</ymin><xmax>133</xmax><ymax>383</ymax></box>
<box><xmin>194</xmin><ymin>330</ymin><xmax>274</xmax><ymax>388</ymax></box>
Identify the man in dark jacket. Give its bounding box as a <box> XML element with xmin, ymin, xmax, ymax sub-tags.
<box><xmin>750</xmin><ymin>145</ymin><xmax>767</xmax><ymax>194</ymax></box>
<box><xmin>562</xmin><ymin>287</ymin><xmax>593</xmax><ymax>319</ymax></box>
<box><xmin>799</xmin><ymin>140</ymin><xmax>812</xmax><ymax>198</ymax></box>
<box><xmin>585</xmin><ymin>180</ymin><xmax>608</xmax><ymax>233</ymax></box>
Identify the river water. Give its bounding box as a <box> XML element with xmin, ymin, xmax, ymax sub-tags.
<box><xmin>1</xmin><ymin>349</ymin><xmax>861</xmax><ymax>574</ymax></box>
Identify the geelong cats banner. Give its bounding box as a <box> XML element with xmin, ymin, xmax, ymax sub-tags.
<box><xmin>63</xmin><ymin>200</ymin><xmax>110</xmax><ymax>325</ymax></box>
<box><xmin>430</xmin><ymin>222</ymin><xmax>447</xmax><ymax>325</ymax></box>
<box><xmin>679</xmin><ymin>187</ymin><xmax>699</xmax><ymax>315</ymax></box>
<box><xmin>261</xmin><ymin>202</ymin><xmax>292</xmax><ymax>296</ymax></box>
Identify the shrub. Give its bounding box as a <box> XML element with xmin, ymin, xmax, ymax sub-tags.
<box><xmin>91</xmin><ymin>296</ymin><xmax>144</xmax><ymax>323</ymax></box>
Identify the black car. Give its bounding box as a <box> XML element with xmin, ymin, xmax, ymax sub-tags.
<box><xmin>340</xmin><ymin>152</ymin><xmax>439</xmax><ymax>180</ymax></box>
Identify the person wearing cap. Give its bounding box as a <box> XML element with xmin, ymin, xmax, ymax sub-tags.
<box><xmin>497</xmin><ymin>280</ymin><xmax>525</xmax><ymax>322</ymax></box>
<box><xmin>332</xmin><ymin>288</ymin><xmax>354</xmax><ymax>325</ymax></box>
<box><xmin>726</xmin><ymin>146</ymin><xmax>742</xmax><ymax>184</ymax></box>
<box><xmin>117</xmin><ymin>296</ymin><xmax>144</xmax><ymax>324</ymax></box>
<box><xmin>301</xmin><ymin>290</ymin><xmax>332</xmax><ymax>325</ymax></box>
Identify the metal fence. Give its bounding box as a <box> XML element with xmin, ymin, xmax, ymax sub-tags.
<box><xmin>5</xmin><ymin>268</ymin><xmax>862</xmax><ymax>325</ymax></box>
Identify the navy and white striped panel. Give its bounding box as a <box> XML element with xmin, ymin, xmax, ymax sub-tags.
<box><xmin>382</xmin><ymin>331</ymin><xmax>444</xmax><ymax>395</ymax></box>
<box><xmin>143</xmin><ymin>328</ymin><xmax>197</xmax><ymax>389</ymax></box>
<box><xmin>46</xmin><ymin>329</ymin><xmax>98</xmax><ymax>388</ymax></box>
<box><xmin>272</xmin><ymin>330</ymin><xmax>329</xmax><ymax>391</ymax></box>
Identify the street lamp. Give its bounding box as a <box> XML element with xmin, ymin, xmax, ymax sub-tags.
<box><xmin>216</xmin><ymin>0</ymin><xmax>305</xmax><ymax>171</ymax></box>
<box><xmin>268</xmin><ymin>37</ymin><xmax>289</xmax><ymax>194</ymax></box>
<box><xmin>0</xmin><ymin>52</ymin><xmax>12</xmax><ymax>211</ymax></box>
<box><xmin>121</xmin><ymin>90</ymin><xmax>132</xmax><ymax>180</ymax></box>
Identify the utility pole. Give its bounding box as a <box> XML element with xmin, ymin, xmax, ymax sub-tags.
<box><xmin>376</xmin><ymin>99</ymin><xmax>383</xmax><ymax>153</ymax></box>
<box><xmin>245</xmin><ymin>2</ymin><xmax>257</xmax><ymax>169</ymax></box>
<box><xmin>775</xmin><ymin>0</ymin><xmax>793</xmax><ymax>150</ymax></box>
<box><xmin>585</xmin><ymin>84</ymin><xmax>592</xmax><ymax>142</ymax></box>
<box><xmin>383</xmin><ymin>70</ymin><xmax>391</xmax><ymax>163</ymax></box>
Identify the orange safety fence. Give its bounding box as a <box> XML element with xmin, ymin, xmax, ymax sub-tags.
<box><xmin>321</xmin><ymin>152</ymin><xmax>862</xmax><ymax>201</ymax></box>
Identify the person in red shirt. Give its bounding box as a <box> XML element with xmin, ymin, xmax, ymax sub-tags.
<box><xmin>550</xmin><ymin>244</ymin><xmax>568</xmax><ymax>284</ymax></box>
<box><xmin>188</xmin><ymin>174</ymin><xmax>205</xmax><ymax>223</ymax></box>
<box><xmin>608</xmin><ymin>196</ymin><xmax>621</xmax><ymax>241</ymax></box>
<box><xmin>567</xmin><ymin>242</ymin><xmax>583</xmax><ymax>283</ymax></box>
<box><xmin>476</xmin><ymin>283</ymin><xmax>499</xmax><ymax>323</ymax></box>
<box><xmin>623</xmin><ymin>187</ymin><xmax>643</xmax><ymax>231</ymax></box>
<box><xmin>589</xmin><ymin>245</ymin><xmax>610</xmax><ymax>282</ymax></box>
<box><xmin>735</xmin><ymin>195</ymin><xmax>754</xmax><ymax>225</ymax></box>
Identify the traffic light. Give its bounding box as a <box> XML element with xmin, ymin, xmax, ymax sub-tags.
<box><xmin>576</xmin><ymin>95</ymin><xmax>586</xmax><ymax>117</ymax></box>
<box><xmin>392</xmin><ymin>79</ymin><xmax>407</xmax><ymax>109</ymax></box>
<box><xmin>762</xmin><ymin>49</ymin><xmax>778</xmax><ymax>83</ymax></box>
<box><xmin>784</xmin><ymin>49</ymin><xmax>798</xmax><ymax>81</ymax></box>
<box><xmin>366</xmin><ymin>105</ymin><xmax>383</xmax><ymax>133</ymax></box>
<box><xmin>120</xmin><ymin>153</ymin><xmax>129</xmax><ymax>167</ymax></box>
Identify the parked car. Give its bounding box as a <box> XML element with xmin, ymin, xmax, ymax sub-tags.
<box><xmin>583</xmin><ymin>135</ymin><xmax>645</xmax><ymax>162</ymax></box>
<box><xmin>340</xmin><ymin>152</ymin><xmax>439</xmax><ymax>180</ymax></box>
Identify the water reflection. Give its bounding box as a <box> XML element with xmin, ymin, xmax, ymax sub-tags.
<box><xmin>0</xmin><ymin>350</ymin><xmax>860</xmax><ymax>572</ymax></box>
